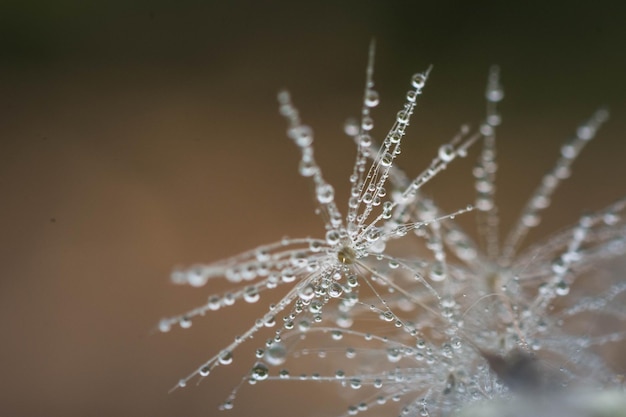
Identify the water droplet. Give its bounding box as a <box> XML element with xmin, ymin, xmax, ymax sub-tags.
<box><xmin>365</xmin><ymin>90</ymin><xmax>379</xmax><ymax>107</ymax></box>
<box><xmin>309</xmin><ymin>300</ymin><xmax>323</xmax><ymax>314</ymax></box>
<box><xmin>344</xmin><ymin>118</ymin><xmax>359</xmax><ymax>136</ymax></box>
<box><xmin>222</xmin><ymin>292</ymin><xmax>235</xmax><ymax>306</ymax></box>
<box><xmin>158</xmin><ymin>319</ymin><xmax>171</xmax><ymax>333</ymax></box>
<box><xmin>266</xmin><ymin>343</ymin><xmax>287</xmax><ymax>366</ymax></box>
<box><xmin>299</xmin><ymin>158</ymin><xmax>317</xmax><ymax>177</ymax></box>
<box><xmin>366</xmin><ymin>227</ymin><xmax>381</xmax><ymax>242</ymax></box>
<box><xmin>438</xmin><ymin>144</ymin><xmax>455</xmax><ymax>162</ymax></box>
<box><xmin>179</xmin><ymin>316</ymin><xmax>192</xmax><ymax>329</ymax></box>
<box><xmin>251</xmin><ymin>362</ymin><xmax>269</xmax><ymax>381</ymax></box>
<box><xmin>522</xmin><ymin>212</ymin><xmax>541</xmax><ymax>227</ymax></box>
<box><xmin>329</xmin><ymin>282</ymin><xmax>343</xmax><ymax>298</ymax></box>
<box><xmin>428</xmin><ymin>261</ymin><xmax>445</xmax><ymax>282</ymax></box>
<box><xmin>487</xmin><ymin>113</ymin><xmax>502</xmax><ymax>126</ymax></box>
<box><xmin>298</xmin><ymin>283</ymin><xmax>315</xmax><ymax>301</ymax></box>
<box><xmin>349</xmin><ymin>378</ymin><xmax>362</xmax><ymax>389</ymax></box>
<box><xmin>487</xmin><ymin>88</ymin><xmax>504</xmax><ymax>102</ymax></box>
<box><xmin>199</xmin><ymin>365</ymin><xmax>210</xmax><ymax>377</ymax></box>
<box><xmin>243</xmin><ymin>286</ymin><xmax>260</xmax><ymax>303</ymax></box>
<box><xmin>381</xmin><ymin>152</ymin><xmax>393</xmax><ymax>167</ymax></box>
<box><xmin>316</xmin><ymin>184</ymin><xmax>335</xmax><ymax>204</ymax></box>
<box><xmin>359</xmin><ymin>134</ymin><xmax>372</xmax><ymax>147</ymax></box>
<box><xmin>411</xmin><ymin>73</ymin><xmax>427</xmax><ymax>89</ymax></box>
<box><xmin>281</xmin><ymin>268</ymin><xmax>296</xmax><ymax>283</ymax></box>
<box><xmin>577</xmin><ymin>125</ymin><xmax>595</xmax><ymax>141</ymax></box>
<box><xmin>480</xmin><ymin>123</ymin><xmax>494</xmax><ymax>136</ymax></box>
<box><xmin>326</xmin><ymin>230</ymin><xmax>341</xmax><ymax>245</ymax></box>
<box><xmin>387</xmin><ymin>348</ymin><xmax>401</xmax><ymax>362</ymax></box>
<box><xmin>381</xmin><ymin>311</ymin><xmax>395</xmax><ymax>322</ymax></box>
<box><xmin>298</xmin><ymin>319</ymin><xmax>311</xmax><ymax>331</ymax></box>
<box><xmin>397</xmin><ymin>110</ymin><xmax>409</xmax><ymax>124</ymax></box>
<box><xmin>555</xmin><ymin>280</ymin><xmax>570</xmax><ymax>296</ymax></box>
<box><xmin>289</xmin><ymin>125</ymin><xmax>313</xmax><ymax>147</ymax></box>
<box><xmin>361</xmin><ymin>116</ymin><xmax>374</xmax><ymax>131</ymax></box>
<box><xmin>219</xmin><ymin>350</ymin><xmax>233</xmax><ymax>365</ymax></box>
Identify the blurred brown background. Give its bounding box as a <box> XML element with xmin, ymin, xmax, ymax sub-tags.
<box><xmin>1</xmin><ymin>1</ymin><xmax>625</xmax><ymax>416</ymax></box>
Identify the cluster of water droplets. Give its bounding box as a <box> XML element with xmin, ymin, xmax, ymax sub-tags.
<box><xmin>159</xmin><ymin>43</ymin><xmax>626</xmax><ymax>417</ymax></box>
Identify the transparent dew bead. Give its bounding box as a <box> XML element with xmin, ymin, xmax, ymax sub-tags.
<box><xmin>476</xmin><ymin>194</ymin><xmax>494</xmax><ymax>211</ymax></box>
<box><xmin>309</xmin><ymin>240</ymin><xmax>323</xmax><ymax>252</ymax></box>
<box><xmin>309</xmin><ymin>300</ymin><xmax>323</xmax><ymax>314</ymax></box>
<box><xmin>411</xmin><ymin>72</ymin><xmax>427</xmax><ymax>89</ymax></box>
<box><xmin>298</xmin><ymin>319</ymin><xmax>311</xmax><ymax>331</ymax></box>
<box><xmin>199</xmin><ymin>365</ymin><xmax>210</xmax><ymax>377</ymax></box>
<box><xmin>522</xmin><ymin>212</ymin><xmax>541</xmax><ymax>227</ymax></box>
<box><xmin>366</xmin><ymin>227</ymin><xmax>381</xmax><ymax>242</ymax></box>
<box><xmin>406</xmin><ymin>90</ymin><xmax>417</xmax><ymax>102</ymax></box>
<box><xmin>222</xmin><ymin>292</ymin><xmax>235</xmax><ymax>306</ymax></box>
<box><xmin>487</xmin><ymin>113</ymin><xmax>502</xmax><ymax>126</ymax></box>
<box><xmin>346</xmin><ymin>347</ymin><xmax>356</xmax><ymax>358</ymax></box>
<box><xmin>359</xmin><ymin>134</ymin><xmax>372</xmax><ymax>147</ymax></box>
<box><xmin>251</xmin><ymin>362</ymin><xmax>269</xmax><ymax>381</ymax></box>
<box><xmin>264</xmin><ymin>315</ymin><xmax>276</xmax><ymax>327</ymax></box>
<box><xmin>428</xmin><ymin>261</ymin><xmax>446</xmax><ymax>282</ymax></box>
<box><xmin>289</xmin><ymin>125</ymin><xmax>313</xmax><ymax>147</ymax></box>
<box><xmin>326</xmin><ymin>230</ymin><xmax>341</xmax><ymax>245</ymax></box>
<box><xmin>336</xmin><ymin>314</ymin><xmax>353</xmax><ymax>328</ymax></box>
<box><xmin>331</xmin><ymin>330</ymin><xmax>343</xmax><ymax>340</ymax></box>
<box><xmin>387</xmin><ymin>348</ymin><xmax>401</xmax><ymax>362</ymax></box>
<box><xmin>551</xmin><ymin>257</ymin><xmax>567</xmax><ymax>274</ymax></box>
<box><xmin>158</xmin><ymin>319</ymin><xmax>171</xmax><ymax>333</ymax></box>
<box><xmin>555</xmin><ymin>280</ymin><xmax>570</xmax><ymax>296</ymax></box>
<box><xmin>397</xmin><ymin>110</ymin><xmax>410</xmax><ymax>124</ymax></box>
<box><xmin>316</xmin><ymin>184</ymin><xmax>335</xmax><ymax>204</ymax></box>
<box><xmin>179</xmin><ymin>316</ymin><xmax>192</xmax><ymax>329</ymax></box>
<box><xmin>480</xmin><ymin>123</ymin><xmax>494</xmax><ymax>136</ymax></box>
<box><xmin>487</xmin><ymin>87</ymin><xmax>504</xmax><ymax>103</ymax></box>
<box><xmin>349</xmin><ymin>378</ymin><xmax>362</xmax><ymax>389</ymax></box>
<box><xmin>329</xmin><ymin>282</ymin><xmax>343</xmax><ymax>298</ymax></box>
<box><xmin>381</xmin><ymin>152</ymin><xmax>393</xmax><ymax>167</ymax></box>
<box><xmin>219</xmin><ymin>350</ymin><xmax>233</xmax><ymax>365</ymax></box>
<box><xmin>577</xmin><ymin>125</ymin><xmax>595</xmax><ymax>140</ymax></box>
<box><xmin>266</xmin><ymin>343</ymin><xmax>287</xmax><ymax>366</ymax></box>
<box><xmin>381</xmin><ymin>310</ymin><xmax>395</xmax><ymax>322</ymax></box>
<box><xmin>298</xmin><ymin>283</ymin><xmax>315</xmax><ymax>301</ymax></box>
<box><xmin>361</xmin><ymin>116</ymin><xmax>374</xmax><ymax>131</ymax></box>
<box><xmin>299</xmin><ymin>158</ymin><xmax>317</xmax><ymax>177</ymax></box>
<box><xmin>365</xmin><ymin>90</ymin><xmax>380</xmax><ymax>107</ymax></box>
<box><xmin>243</xmin><ymin>286</ymin><xmax>260</xmax><ymax>303</ymax></box>
<box><xmin>344</xmin><ymin>118</ymin><xmax>359</xmax><ymax>136</ymax></box>
<box><xmin>281</xmin><ymin>268</ymin><xmax>296</xmax><ymax>283</ymax></box>
<box><xmin>438</xmin><ymin>144</ymin><xmax>455</xmax><ymax>162</ymax></box>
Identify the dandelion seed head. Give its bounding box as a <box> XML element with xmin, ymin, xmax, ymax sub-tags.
<box><xmin>159</xmin><ymin>43</ymin><xmax>626</xmax><ymax>417</ymax></box>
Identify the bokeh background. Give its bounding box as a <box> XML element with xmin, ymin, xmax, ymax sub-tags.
<box><xmin>1</xmin><ymin>1</ymin><xmax>625</xmax><ymax>416</ymax></box>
